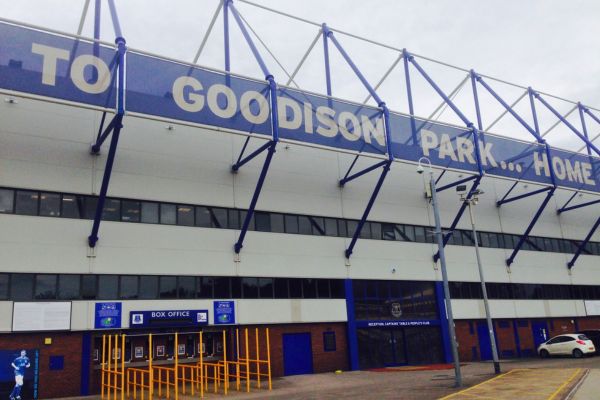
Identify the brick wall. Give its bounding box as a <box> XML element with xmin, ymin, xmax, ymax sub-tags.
<box><xmin>548</xmin><ymin>318</ymin><xmax>577</xmax><ymax>337</ymax></box>
<box><xmin>494</xmin><ymin>320</ymin><xmax>517</xmax><ymax>358</ymax></box>
<box><xmin>0</xmin><ymin>332</ymin><xmax>83</xmax><ymax>399</ymax></box>
<box><xmin>455</xmin><ymin>320</ymin><xmax>479</xmax><ymax>361</ymax></box>
<box><xmin>577</xmin><ymin>317</ymin><xmax>600</xmax><ymax>330</ymax></box>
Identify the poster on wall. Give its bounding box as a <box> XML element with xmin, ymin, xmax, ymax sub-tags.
<box><xmin>95</xmin><ymin>303</ymin><xmax>122</xmax><ymax>329</ymax></box>
<box><xmin>12</xmin><ymin>303</ymin><xmax>71</xmax><ymax>332</ymax></box>
<box><xmin>213</xmin><ymin>301</ymin><xmax>235</xmax><ymax>325</ymax></box>
<box><xmin>0</xmin><ymin>349</ymin><xmax>39</xmax><ymax>400</ymax></box>
<box><xmin>585</xmin><ymin>300</ymin><xmax>600</xmax><ymax>316</ymax></box>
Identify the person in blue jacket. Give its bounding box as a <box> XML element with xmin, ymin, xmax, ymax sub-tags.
<box><xmin>9</xmin><ymin>350</ymin><xmax>30</xmax><ymax>400</ymax></box>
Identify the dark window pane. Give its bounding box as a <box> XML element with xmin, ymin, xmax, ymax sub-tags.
<box><xmin>177</xmin><ymin>205</ymin><xmax>194</xmax><ymax>226</ymax></box>
<box><xmin>317</xmin><ymin>280</ymin><xmax>331</xmax><ymax>298</ymax></box>
<box><xmin>121</xmin><ymin>200</ymin><xmax>141</xmax><ymax>222</ymax></box>
<box><xmin>160</xmin><ymin>204</ymin><xmax>176</xmax><ymax>225</ymax></box>
<box><xmin>214</xmin><ymin>277</ymin><xmax>231</xmax><ymax>298</ymax></box>
<box><xmin>39</xmin><ymin>192</ymin><xmax>60</xmax><ymax>217</ymax></box>
<box><xmin>298</xmin><ymin>216</ymin><xmax>312</xmax><ymax>234</ymax></box>
<box><xmin>414</xmin><ymin>226</ymin><xmax>426</xmax><ymax>243</ymax></box>
<box><xmin>347</xmin><ymin>221</ymin><xmax>358</xmax><ymax>238</ymax></box>
<box><xmin>197</xmin><ymin>277</ymin><xmax>214</xmax><ymax>299</ymax></box>
<box><xmin>0</xmin><ymin>274</ymin><xmax>9</xmax><ymax>299</ymax></box>
<box><xmin>10</xmin><ymin>274</ymin><xmax>33</xmax><ymax>300</ymax></box>
<box><xmin>285</xmin><ymin>215</ymin><xmax>299</xmax><ymax>234</ymax></box>
<box><xmin>120</xmin><ymin>276</ymin><xmax>139</xmax><ymax>299</ymax></box>
<box><xmin>382</xmin><ymin>224</ymin><xmax>397</xmax><ymax>240</ymax></box>
<box><xmin>360</xmin><ymin>222</ymin><xmax>371</xmax><ymax>239</ymax></box>
<box><xmin>259</xmin><ymin>278</ymin><xmax>273</xmax><ymax>298</ymax></box>
<box><xmin>139</xmin><ymin>276</ymin><xmax>158</xmax><ymax>299</ymax></box>
<box><xmin>34</xmin><ymin>274</ymin><xmax>57</xmax><ymax>299</ymax></box>
<box><xmin>15</xmin><ymin>190</ymin><xmax>38</xmax><ymax>215</ymax></box>
<box><xmin>330</xmin><ymin>280</ymin><xmax>345</xmax><ymax>298</ymax></box>
<box><xmin>274</xmin><ymin>279</ymin><xmax>288</xmax><ymax>298</ymax></box>
<box><xmin>196</xmin><ymin>207</ymin><xmax>211</xmax><ymax>227</ymax></box>
<box><xmin>0</xmin><ymin>189</ymin><xmax>14</xmax><ymax>213</ymax></box>
<box><xmin>231</xmin><ymin>277</ymin><xmax>241</xmax><ymax>298</ymax></box>
<box><xmin>84</xmin><ymin>197</ymin><xmax>98</xmax><ymax>219</ymax></box>
<box><xmin>310</xmin><ymin>217</ymin><xmax>325</xmax><ymax>235</ymax></box>
<box><xmin>102</xmin><ymin>198</ymin><xmax>120</xmax><ymax>221</ymax></box>
<box><xmin>212</xmin><ymin>208</ymin><xmax>228</xmax><ymax>228</ymax></box>
<box><xmin>98</xmin><ymin>275</ymin><xmax>119</xmax><ymax>299</ymax></box>
<box><xmin>255</xmin><ymin>212</ymin><xmax>271</xmax><ymax>232</ymax></box>
<box><xmin>337</xmin><ymin>220</ymin><xmax>348</xmax><ymax>237</ymax></box>
<box><xmin>289</xmin><ymin>279</ymin><xmax>302</xmax><ymax>298</ymax></box>
<box><xmin>323</xmin><ymin>331</ymin><xmax>336</xmax><ymax>351</ymax></box>
<box><xmin>239</xmin><ymin>211</ymin><xmax>254</xmax><ymax>231</ymax></box>
<box><xmin>324</xmin><ymin>218</ymin><xmax>338</xmax><ymax>236</ymax></box>
<box><xmin>141</xmin><ymin>202</ymin><xmax>159</xmax><ymax>223</ymax></box>
<box><xmin>178</xmin><ymin>276</ymin><xmax>195</xmax><ymax>298</ymax></box>
<box><xmin>402</xmin><ymin>225</ymin><xmax>415</xmax><ymax>241</ymax></box>
<box><xmin>81</xmin><ymin>275</ymin><xmax>97</xmax><ymax>299</ymax></box>
<box><xmin>270</xmin><ymin>213</ymin><xmax>284</xmax><ymax>233</ymax></box>
<box><xmin>62</xmin><ymin>194</ymin><xmax>83</xmax><ymax>218</ymax></box>
<box><xmin>159</xmin><ymin>276</ymin><xmax>177</xmax><ymax>298</ymax></box>
<box><xmin>242</xmin><ymin>277</ymin><xmax>259</xmax><ymax>298</ymax></box>
<box><xmin>371</xmin><ymin>223</ymin><xmax>382</xmax><ymax>240</ymax></box>
<box><xmin>228</xmin><ymin>209</ymin><xmax>240</xmax><ymax>229</ymax></box>
<box><xmin>303</xmin><ymin>279</ymin><xmax>317</xmax><ymax>298</ymax></box>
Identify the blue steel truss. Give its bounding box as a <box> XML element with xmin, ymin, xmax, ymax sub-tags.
<box><xmin>78</xmin><ymin>0</ymin><xmax>599</xmax><ymax>266</ymax></box>
<box><xmin>87</xmin><ymin>0</ymin><xmax>126</xmax><ymax>248</ymax></box>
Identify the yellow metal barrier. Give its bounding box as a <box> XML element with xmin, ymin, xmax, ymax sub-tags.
<box><xmin>100</xmin><ymin>328</ymin><xmax>272</xmax><ymax>400</ymax></box>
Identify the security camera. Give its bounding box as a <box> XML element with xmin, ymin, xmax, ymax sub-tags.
<box><xmin>416</xmin><ymin>165</ymin><xmax>425</xmax><ymax>174</ymax></box>
<box><xmin>456</xmin><ymin>184</ymin><xmax>468</xmax><ymax>195</ymax></box>
<box><xmin>391</xmin><ymin>268</ymin><xmax>397</xmax><ymax>273</ymax></box>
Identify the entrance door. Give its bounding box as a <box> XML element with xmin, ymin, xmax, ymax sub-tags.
<box><xmin>532</xmin><ymin>321</ymin><xmax>549</xmax><ymax>349</ymax></box>
<box><xmin>390</xmin><ymin>329</ymin><xmax>407</xmax><ymax>365</ymax></box>
<box><xmin>357</xmin><ymin>328</ymin><xmax>407</xmax><ymax>369</ymax></box>
<box><xmin>282</xmin><ymin>333</ymin><xmax>313</xmax><ymax>376</ymax></box>
<box><xmin>477</xmin><ymin>322</ymin><xmax>493</xmax><ymax>361</ymax></box>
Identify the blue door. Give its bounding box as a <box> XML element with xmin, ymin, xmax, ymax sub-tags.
<box><xmin>282</xmin><ymin>333</ymin><xmax>313</xmax><ymax>376</ymax></box>
<box><xmin>477</xmin><ymin>322</ymin><xmax>492</xmax><ymax>360</ymax></box>
<box><xmin>532</xmin><ymin>321</ymin><xmax>549</xmax><ymax>349</ymax></box>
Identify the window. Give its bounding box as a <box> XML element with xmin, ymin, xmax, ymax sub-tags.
<box><xmin>139</xmin><ymin>276</ymin><xmax>159</xmax><ymax>299</ymax></box>
<box><xmin>98</xmin><ymin>275</ymin><xmax>119</xmax><ymax>299</ymax></box>
<box><xmin>122</xmin><ymin>200</ymin><xmax>141</xmax><ymax>222</ymax></box>
<box><xmin>177</xmin><ymin>205</ymin><xmax>194</xmax><ymax>226</ymax></box>
<box><xmin>39</xmin><ymin>192</ymin><xmax>61</xmax><ymax>217</ymax></box>
<box><xmin>258</xmin><ymin>278</ymin><xmax>273</xmax><ymax>298</ymax></box>
<box><xmin>0</xmin><ymin>274</ymin><xmax>9</xmax><ymax>300</ymax></box>
<box><xmin>0</xmin><ymin>189</ymin><xmax>14</xmax><ymax>213</ymax></box>
<box><xmin>84</xmin><ymin>197</ymin><xmax>98</xmax><ymax>219</ymax></box>
<box><xmin>81</xmin><ymin>275</ymin><xmax>97</xmax><ymax>299</ymax></box>
<box><xmin>270</xmin><ymin>213</ymin><xmax>284</xmax><ymax>233</ymax></box>
<box><xmin>255</xmin><ymin>212</ymin><xmax>271</xmax><ymax>232</ymax></box>
<box><xmin>303</xmin><ymin>279</ymin><xmax>317</xmax><ymax>298</ymax></box>
<box><xmin>57</xmin><ymin>275</ymin><xmax>80</xmax><ymax>300</ymax></box>
<box><xmin>15</xmin><ymin>190</ymin><xmax>38</xmax><ymax>215</ymax></box>
<box><xmin>274</xmin><ymin>278</ymin><xmax>288</xmax><ymax>298</ymax></box>
<box><xmin>10</xmin><ymin>274</ymin><xmax>33</xmax><ymax>301</ymax></box>
<box><xmin>178</xmin><ymin>276</ymin><xmax>195</xmax><ymax>298</ymax></box>
<box><xmin>211</xmin><ymin>208</ymin><xmax>227</xmax><ymax>228</ymax></box>
<box><xmin>196</xmin><ymin>207</ymin><xmax>211</xmax><ymax>227</ymax></box>
<box><xmin>160</xmin><ymin>204</ymin><xmax>176</xmax><ymax>225</ymax></box>
<box><xmin>61</xmin><ymin>194</ymin><xmax>82</xmax><ymax>218</ymax></box>
<box><xmin>323</xmin><ymin>331</ymin><xmax>336</xmax><ymax>352</ymax></box>
<box><xmin>324</xmin><ymin>218</ymin><xmax>338</xmax><ymax>236</ymax></box>
<box><xmin>102</xmin><ymin>198</ymin><xmax>121</xmax><ymax>221</ymax></box>
<box><xmin>141</xmin><ymin>202</ymin><xmax>159</xmax><ymax>223</ymax></box>
<box><xmin>120</xmin><ymin>276</ymin><xmax>139</xmax><ymax>299</ymax></box>
<box><xmin>34</xmin><ymin>274</ymin><xmax>57</xmax><ymax>299</ymax></box>
<box><xmin>289</xmin><ymin>279</ymin><xmax>302</xmax><ymax>298</ymax></box>
<box><xmin>298</xmin><ymin>216</ymin><xmax>312</xmax><ymax>234</ymax></box>
<box><xmin>317</xmin><ymin>279</ymin><xmax>331</xmax><ymax>298</ymax></box>
<box><xmin>159</xmin><ymin>276</ymin><xmax>177</xmax><ymax>298</ymax></box>
<box><xmin>285</xmin><ymin>215</ymin><xmax>298</xmax><ymax>234</ymax></box>
<box><xmin>214</xmin><ymin>277</ymin><xmax>231</xmax><ymax>298</ymax></box>
<box><xmin>227</xmin><ymin>209</ymin><xmax>240</xmax><ymax>229</ymax></box>
<box><xmin>197</xmin><ymin>277</ymin><xmax>214</xmax><ymax>298</ymax></box>
<box><xmin>242</xmin><ymin>278</ymin><xmax>258</xmax><ymax>298</ymax></box>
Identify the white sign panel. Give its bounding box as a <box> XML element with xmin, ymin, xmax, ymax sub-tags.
<box><xmin>12</xmin><ymin>302</ymin><xmax>71</xmax><ymax>331</ymax></box>
<box><xmin>584</xmin><ymin>301</ymin><xmax>600</xmax><ymax>316</ymax></box>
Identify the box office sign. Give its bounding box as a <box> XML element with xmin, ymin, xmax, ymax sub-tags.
<box><xmin>214</xmin><ymin>301</ymin><xmax>235</xmax><ymax>325</ymax></box>
<box><xmin>129</xmin><ymin>310</ymin><xmax>208</xmax><ymax>328</ymax></box>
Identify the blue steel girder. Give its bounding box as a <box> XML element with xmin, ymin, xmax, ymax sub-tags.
<box><xmin>567</xmin><ymin>216</ymin><xmax>600</xmax><ymax>269</ymax></box>
<box><xmin>317</xmin><ymin>25</ymin><xmax>397</xmax><ymax>258</ymax></box>
<box><xmin>87</xmin><ymin>35</ymin><xmax>126</xmax><ymax>248</ymax></box>
<box><xmin>225</xmin><ymin>0</ymin><xmax>282</xmax><ymax>254</ymax></box>
<box><xmin>558</xmin><ymin>198</ymin><xmax>600</xmax><ymax>214</ymax></box>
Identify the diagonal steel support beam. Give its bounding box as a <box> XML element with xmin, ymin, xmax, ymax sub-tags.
<box><xmin>435</xmin><ymin>175</ymin><xmax>478</xmax><ymax>193</ymax></box>
<box><xmin>345</xmin><ymin>161</ymin><xmax>392</xmax><ymax>259</ymax></box>
<box><xmin>497</xmin><ymin>187</ymin><xmax>552</xmax><ymax>207</ymax></box>
<box><xmin>567</xmin><ymin>217</ymin><xmax>600</xmax><ymax>269</ymax></box>
<box><xmin>558</xmin><ymin>198</ymin><xmax>600</xmax><ymax>214</ymax></box>
<box><xmin>433</xmin><ymin>175</ymin><xmax>482</xmax><ymax>262</ymax></box>
<box><xmin>506</xmin><ymin>188</ymin><xmax>556</xmax><ymax>266</ymax></box>
<box><xmin>339</xmin><ymin>160</ymin><xmax>388</xmax><ymax>186</ymax></box>
<box><xmin>88</xmin><ymin>36</ymin><xmax>126</xmax><ymax>248</ymax></box>
<box><xmin>232</xmin><ymin>140</ymin><xmax>271</xmax><ymax>172</ymax></box>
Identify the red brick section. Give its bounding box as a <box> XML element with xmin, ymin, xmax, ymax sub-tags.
<box><xmin>549</xmin><ymin>318</ymin><xmax>577</xmax><ymax>337</ymax></box>
<box><xmin>516</xmin><ymin>319</ymin><xmax>535</xmax><ymax>355</ymax></box>
<box><xmin>494</xmin><ymin>320</ymin><xmax>517</xmax><ymax>358</ymax></box>
<box><xmin>455</xmin><ymin>320</ymin><xmax>478</xmax><ymax>361</ymax></box>
<box><xmin>0</xmin><ymin>331</ymin><xmax>83</xmax><ymax>399</ymax></box>
<box><xmin>577</xmin><ymin>316</ymin><xmax>600</xmax><ymax>330</ymax></box>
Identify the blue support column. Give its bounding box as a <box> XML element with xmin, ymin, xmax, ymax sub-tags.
<box><xmin>567</xmin><ymin>217</ymin><xmax>600</xmax><ymax>269</ymax></box>
<box><xmin>322</xmin><ymin>23</ymin><xmax>332</xmax><ymax>97</ymax></box>
<box><xmin>223</xmin><ymin>0</ymin><xmax>231</xmax><ymax>72</ymax></box>
<box><xmin>402</xmin><ymin>49</ymin><xmax>418</xmax><ymax>145</ymax></box>
<box><xmin>80</xmin><ymin>331</ymin><xmax>92</xmax><ymax>395</ymax></box>
<box><xmin>344</xmin><ymin>279</ymin><xmax>359</xmax><ymax>371</ymax></box>
<box><xmin>578</xmin><ymin>103</ymin><xmax>593</xmax><ymax>156</ymax></box>
<box><xmin>88</xmin><ymin>36</ymin><xmax>126</xmax><ymax>248</ymax></box>
<box><xmin>435</xmin><ymin>281</ymin><xmax>453</xmax><ymax>364</ymax></box>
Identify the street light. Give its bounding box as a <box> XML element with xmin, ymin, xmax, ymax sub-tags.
<box><xmin>457</xmin><ymin>184</ymin><xmax>501</xmax><ymax>374</ymax></box>
<box><xmin>417</xmin><ymin>157</ymin><xmax>462</xmax><ymax>388</ymax></box>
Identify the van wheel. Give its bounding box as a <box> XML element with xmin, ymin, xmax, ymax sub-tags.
<box><xmin>573</xmin><ymin>349</ymin><xmax>583</xmax><ymax>358</ymax></box>
<box><xmin>539</xmin><ymin>349</ymin><xmax>549</xmax><ymax>358</ymax></box>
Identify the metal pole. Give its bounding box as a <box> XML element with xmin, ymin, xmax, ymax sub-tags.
<box><xmin>429</xmin><ymin>171</ymin><xmax>462</xmax><ymax>387</ymax></box>
<box><xmin>467</xmin><ymin>200</ymin><xmax>501</xmax><ymax>374</ymax></box>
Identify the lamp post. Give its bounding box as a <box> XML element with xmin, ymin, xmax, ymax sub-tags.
<box><xmin>417</xmin><ymin>157</ymin><xmax>462</xmax><ymax>388</ymax></box>
<box><xmin>457</xmin><ymin>185</ymin><xmax>501</xmax><ymax>374</ymax></box>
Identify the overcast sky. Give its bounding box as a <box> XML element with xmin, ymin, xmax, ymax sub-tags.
<box><xmin>1</xmin><ymin>0</ymin><xmax>599</xmax><ymax>151</ymax></box>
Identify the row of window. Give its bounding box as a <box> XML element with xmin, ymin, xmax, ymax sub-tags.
<box><xmin>450</xmin><ymin>281</ymin><xmax>600</xmax><ymax>300</ymax></box>
<box><xmin>0</xmin><ymin>187</ymin><xmax>598</xmax><ymax>256</ymax></box>
<box><xmin>0</xmin><ymin>273</ymin><xmax>345</xmax><ymax>301</ymax></box>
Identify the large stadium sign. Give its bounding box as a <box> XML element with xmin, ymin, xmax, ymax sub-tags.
<box><xmin>0</xmin><ymin>22</ymin><xmax>598</xmax><ymax>194</ymax></box>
